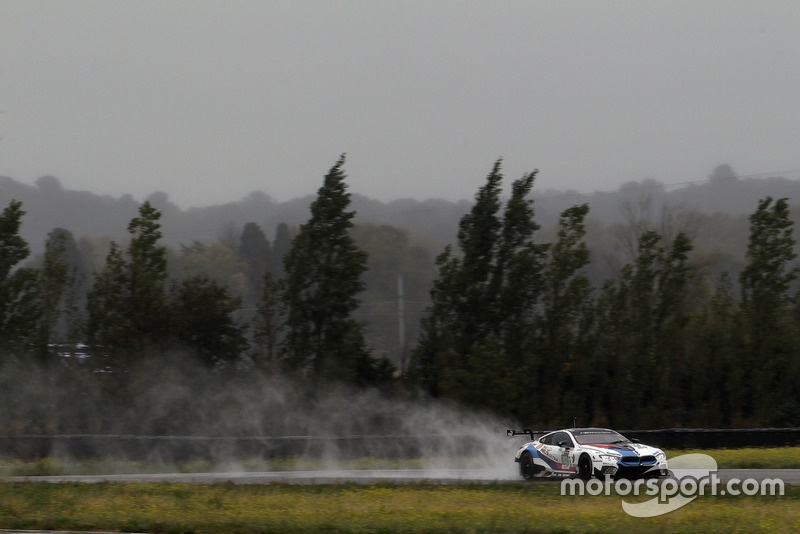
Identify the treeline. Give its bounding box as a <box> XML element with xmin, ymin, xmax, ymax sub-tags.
<box><xmin>1</xmin><ymin>157</ymin><xmax>412</xmax><ymax>436</ymax></box>
<box><xmin>1</xmin><ymin>157</ymin><xmax>397</xmax><ymax>378</ymax></box>
<box><xmin>411</xmin><ymin>162</ymin><xmax>800</xmax><ymax>429</ymax></box>
<box><xmin>1</xmin><ymin>158</ymin><xmax>799</xmax><ymax>434</ymax></box>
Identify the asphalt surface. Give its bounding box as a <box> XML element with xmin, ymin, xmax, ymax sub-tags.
<box><xmin>4</xmin><ymin>468</ymin><xmax>800</xmax><ymax>485</ymax></box>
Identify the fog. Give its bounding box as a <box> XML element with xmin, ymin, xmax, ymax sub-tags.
<box><xmin>0</xmin><ymin>354</ymin><xmax>519</xmax><ymax>477</ymax></box>
<box><xmin>3</xmin><ymin>0</ymin><xmax>799</xmax><ymax>479</ymax></box>
<box><xmin>2</xmin><ymin>1</ymin><xmax>799</xmax><ymax>208</ymax></box>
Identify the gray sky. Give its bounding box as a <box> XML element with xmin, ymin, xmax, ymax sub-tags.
<box><xmin>2</xmin><ymin>1</ymin><xmax>799</xmax><ymax>208</ymax></box>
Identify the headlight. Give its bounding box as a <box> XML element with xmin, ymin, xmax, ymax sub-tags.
<box><xmin>655</xmin><ymin>451</ymin><xmax>666</xmax><ymax>462</ymax></box>
<box><xmin>599</xmin><ymin>454</ymin><xmax>621</xmax><ymax>462</ymax></box>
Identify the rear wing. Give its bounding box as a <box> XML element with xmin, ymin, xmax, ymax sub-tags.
<box><xmin>506</xmin><ymin>428</ymin><xmax>549</xmax><ymax>441</ymax></box>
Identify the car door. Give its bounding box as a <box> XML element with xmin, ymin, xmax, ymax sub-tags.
<box><xmin>551</xmin><ymin>431</ymin><xmax>576</xmax><ymax>471</ymax></box>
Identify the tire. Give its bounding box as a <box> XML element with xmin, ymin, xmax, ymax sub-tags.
<box><xmin>578</xmin><ymin>454</ymin><xmax>594</xmax><ymax>480</ymax></box>
<box><xmin>519</xmin><ymin>452</ymin><xmax>536</xmax><ymax>481</ymax></box>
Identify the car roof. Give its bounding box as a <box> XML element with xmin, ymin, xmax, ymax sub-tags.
<box><xmin>536</xmin><ymin>427</ymin><xmax>621</xmax><ymax>439</ymax></box>
<box><xmin>537</xmin><ymin>428</ymin><xmax>620</xmax><ymax>436</ymax></box>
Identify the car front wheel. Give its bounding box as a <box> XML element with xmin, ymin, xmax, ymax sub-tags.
<box><xmin>578</xmin><ymin>455</ymin><xmax>594</xmax><ymax>480</ymax></box>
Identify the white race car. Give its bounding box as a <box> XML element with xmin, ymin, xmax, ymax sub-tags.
<box><xmin>509</xmin><ymin>427</ymin><xmax>669</xmax><ymax>480</ymax></box>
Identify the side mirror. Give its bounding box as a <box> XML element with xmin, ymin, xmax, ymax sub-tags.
<box><xmin>631</xmin><ymin>438</ymin><xmax>640</xmax><ymax>443</ymax></box>
<box><xmin>558</xmin><ymin>440</ymin><xmax>569</xmax><ymax>448</ymax></box>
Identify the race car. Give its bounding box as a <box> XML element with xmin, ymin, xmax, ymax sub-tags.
<box><xmin>508</xmin><ymin>427</ymin><xmax>669</xmax><ymax>480</ymax></box>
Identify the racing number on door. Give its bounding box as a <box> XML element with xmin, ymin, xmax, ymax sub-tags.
<box><xmin>560</xmin><ymin>448</ymin><xmax>571</xmax><ymax>468</ymax></box>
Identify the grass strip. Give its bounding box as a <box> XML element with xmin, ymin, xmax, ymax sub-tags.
<box><xmin>0</xmin><ymin>482</ymin><xmax>798</xmax><ymax>533</ymax></box>
<box><xmin>665</xmin><ymin>447</ymin><xmax>800</xmax><ymax>469</ymax></box>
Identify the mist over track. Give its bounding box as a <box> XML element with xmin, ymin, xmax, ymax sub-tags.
<box><xmin>3</xmin><ymin>428</ymin><xmax>799</xmax><ymax>462</ymax></box>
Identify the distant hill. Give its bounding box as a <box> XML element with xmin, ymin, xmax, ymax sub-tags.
<box><xmin>3</xmin><ymin>167</ymin><xmax>800</xmax><ymax>264</ymax></box>
<box><xmin>0</xmin><ymin>175</ymin><xmax>474</xmax><ymax>252</ymax></box>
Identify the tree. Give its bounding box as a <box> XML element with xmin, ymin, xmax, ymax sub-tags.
<box><xmin>411</xmin><ymin>161</ymin><xmax>547</xmax><ymax>417</ymax></box>
<box><xmin>238</xmin><ymin>222</ymin><xmax>272</xmax><ymax>306</ymax></box>
<box><xmin>272</xmin><ymin>223</ymin><xmax>292</xmax><ymax>279</ymax></box>
<box><xmin>538</xmin><ymin>204</ymin><xmax>593</xmax><ymax>417</ymax></box>
<box><xmin>169</xmin><ymin>274</ymin><xmax>248</xmax><ymax>367</ymax></box>
<box><xmin>412</xmin><ymin>161</ymin><xmax>505</xmax><ymax>398</ymax></box>
<box><xmin>455</xmin><ymin>160</ymin><xmax>504</xmax><ymax>343</ymax></box>
<box><xmin>0</xmin><ymin>200</ymin><xmax>40</xmax><ymax>357</ymax></box>
<box><xmin>495</xmin><ymin>169</ymin><xmax>546</xmax><ymax>343</ymax></box>
<box><xmin>87</xmin><ymin>201</ymin><xmax>169</xmax><ymax>359</ymax></box>
<box><xmin>491</xmin><ymin>169</ymin><xmax>548</xmax><ymax>417</ymax></box>
<box><xmin>280</xmin><ymin>155</ymin><xmax>392</xmax><ymax>385</ymax></box>
<box><xmin>0</xmin><ymin>200</ymin><xmax>30</xmax><ymax>282</ymax></box>
<box><xmin>688</xmin><ymin>273</ymin><xmax>739</xmax><ymax>425</ymax></box>
<box><xmin>738</xmin><ymin>197</ymin><xmax>798</xmax><ymax>422</ymax></box>
<box><xmin>540</xmin><ymin>205</ymin><xmax>591</xmax><ymax>342</ymax></box>
<box><xmin>652</xmin><ymin>231</ymin><xmax>694</xmax><ymax>422</ymax></box>
<box><xmin>591</xmin><ymin>228</ymin><xmax>695</xmax><ymax>427</ymax></box>
<box><xmin>740</xmin><ymin>197</ymin><xmax>797</xmax><ymax>314</ymax></box>
<box><xmin>709</xmin><ymin>163</ymin><xmax>737</xmax><ymax>183</ymax></box>
<box><xmin>33</xmin><ymin>228</ymin><xmax>81</xmax><ymax>361</ymax></box>
<box><xmin>252</xmin><ymin>271</ymin><xmax>281</xmax><ymax>373</ymax></box>
<box><xmin>178</xmin><ymin>240</ymin><xmax>247</xmax><ymax>296</ymax></box>
<box><xmin>410</xmin><ymin>245</ymin><xmax>461</xmax><ymax>396</ymax></box>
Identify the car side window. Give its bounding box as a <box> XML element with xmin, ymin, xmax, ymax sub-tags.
<box><xmin>553</xmin><ymin>431</ymin><xmax>573</xmax><ymax>448</ymax></box>
<box><xmin>539</xmin><ymin>433</ymin><xmax>554</xmax><ymax>445</ymax></box>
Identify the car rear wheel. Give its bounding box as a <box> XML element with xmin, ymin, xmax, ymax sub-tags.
<box><xmin>519</xmin><ymin>452</ymin><xmax>536</xmax><ymax>480</ymax></box>
<box><xmin>578</xmin><ymin>454</ymin><xmax>593</xmax><ymax>480</ymax></box>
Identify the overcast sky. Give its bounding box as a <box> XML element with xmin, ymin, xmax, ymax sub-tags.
<box><xmin>2</xmin><ymin>1</ymin><xmax>799</xmax><ymax>208</ymax></box>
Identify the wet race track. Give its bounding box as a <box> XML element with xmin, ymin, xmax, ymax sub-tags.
<box><xmin>5</xmin><ymin>468</ymin><xmax>800</xmax><ymax>485</ymax></box>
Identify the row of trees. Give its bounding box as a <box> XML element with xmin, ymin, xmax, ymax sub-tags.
<box><xmin>1</xmin><ymin>156</ymin><xmax>394</xmax><ymax>384</ymax></box>
<box><xmin>411</xmin><ymin>162</ymin><xmax>800</xmax><ymax>428</ymax></box>
<box><xmin>2</xmin><ymin>157</ymin><xmax>799</xmax><ymax>430</ymax></box>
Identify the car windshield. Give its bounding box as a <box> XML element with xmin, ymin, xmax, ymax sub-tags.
<box><xmin>573</xmin><ymin>431</ymin><xmax>628</xmax><ymax>445</ymax></box>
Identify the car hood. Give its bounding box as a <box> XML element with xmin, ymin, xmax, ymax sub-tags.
<box><xmin>580</xmin><ymin>442</ymin><xmax>661</xmax><ymax>456</ymax></box>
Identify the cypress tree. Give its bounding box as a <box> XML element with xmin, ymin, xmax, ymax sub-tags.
<box><xmin>272</xmin><ymin>223</ymin><xmax>292</xmax><ymax>279</ymax></box>
<box><xmin>538</xmin><ymin>204</ymin><xmax>592</xmax><ymax>419</ymax></box>
<box><xmin>738</xmin><ymin>197</ymin><xmax>798</xmax><ymax>422</ymax></box>
<box><xmin>412</xmin><ymin>161</ymin><xmax>547</xmax><ymax>416</ymax></box>
<box><xmin>252</xmin><ymin>271</ymin><xmax>281</xmax><ymax>373</ymax></box>
<box><xmin>238</xmin><ymin>222</ymin><xmax>272</xmax><ymax>306</ymax></box>
<box><xmin>0</xmin><ymin>200</ymin><xmax>30</xmax><ymax>282</ymax></box>
<box><xmin>34</xmin><ymin>229</ymin><xmax>78</xmax><ymax>362</ymax></box>
<box><xmin>412</xmin><ymin>161</ymin><xmax>504</xmax><ymax>399</ymax></box>
<box><xmin>87</xmin><ymin>201</ymin><xmax>169</xmax><ymax>360</ymax></box>
<box><xmin>0</xmin><ymin>200</ymin><xmax>40</xmax><ymax>357</ymax></box>
<box><xmin>280</xmin><ymin>155</ymin><xmax>392</xmax><ymax>385</ymax></box>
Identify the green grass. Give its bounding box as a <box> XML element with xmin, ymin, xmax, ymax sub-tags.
<box><xmin>0</xmin><ymin>481</ymin><xmax>797</xmax><ymax>533</ymax></box>
<box><xmin>1</xmin><ymin>448</ymin><xmax>798</xmax><ymax>532</ymax></box>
